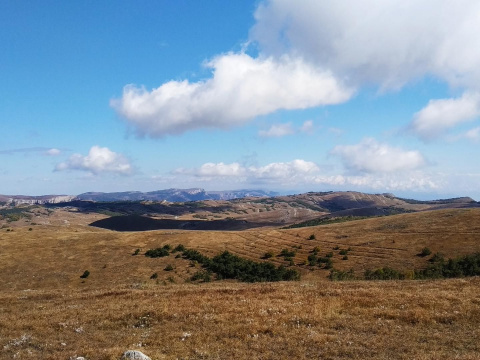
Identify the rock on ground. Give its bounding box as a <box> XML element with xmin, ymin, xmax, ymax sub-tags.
<box><xmin>121</xmin><ymin>350</ymin><xmax>151</xmax><ymax>360</ymax></box>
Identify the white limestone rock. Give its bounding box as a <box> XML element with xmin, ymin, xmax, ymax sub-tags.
<box><xmin>121</xmin><ymin>350</ymin><xmax>151</xmax><ymax>360</ymax></box>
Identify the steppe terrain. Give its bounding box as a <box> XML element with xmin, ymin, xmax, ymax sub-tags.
<box><xmin>1</xmin><ymin>194</ymin><xmax>480</xmax><ymax>359</ymax></box>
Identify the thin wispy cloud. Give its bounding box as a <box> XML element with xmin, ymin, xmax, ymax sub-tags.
<box><xmin>0</xmin><ymin>147</ymin><xmax>62</xmax><ymax>156</ymax></box>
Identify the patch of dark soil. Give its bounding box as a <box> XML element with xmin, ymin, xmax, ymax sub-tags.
<box><xmin>89</xmin><ymin>215</ymin><xmax>275</xmax><ymax>231</ymax></box>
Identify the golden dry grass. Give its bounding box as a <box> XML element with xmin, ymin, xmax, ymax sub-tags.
<box><xmin>1</xmin><ymin>208</ymin><xmax>480</xmax><ymax>289</ymax></box>
<box><xmin>1</xmin><ymin>208</ymin><xmax>480</xmax><ymax>359</ymax></box>
<box><xmin>1</xmin><ymin>279</ymin><xmax>479</xmax><ymax>359</ymax></box>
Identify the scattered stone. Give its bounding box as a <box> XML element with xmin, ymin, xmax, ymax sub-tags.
<box><xmin>121</xmin><ymin>350</ymin><xmax>151</xmax><ymax>360</ymax></box>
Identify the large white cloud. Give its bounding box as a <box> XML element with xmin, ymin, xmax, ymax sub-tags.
<box><xmin>175</xmin><ymin>159</ymin><xmax>320</xmax><ymax>182</ymax></box>
<box><xmin>111</xmin><ymin>53</ymin><xmax>352</xmax><ymax>137</ymax></box>
<box><xmin>251</xmin><ymin>0</ymin><xmax>480</xmax><ymax>90</ymax></box>
<box><xmin>170</xmin><ymin>158</ymin><xmax>438</xmax><ymax>192</ymax></box>
<box><xmin>331</xmin><ymin>138</ymin><xmax>426</xmax><ymax>173</ymax></box>
<box><xmin>409</xmin><ymin>92</ymin><xmax>480</xmax><ymax>139</ymax></box>
<box><xmin>312</xmin><ymin>173</ymin><xmax>439</xmax><ymax>192</ymax></box>
<box><xmin>55</xmin><ymin>146</ymin><xmax>132</xmax><ymax>175</ymax></box>
<box><xmin>113</xmin><ymin>1</ymin><xmax>480</xmax><ymax>138</ymax></box>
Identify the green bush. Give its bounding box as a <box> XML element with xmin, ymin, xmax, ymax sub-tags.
<box><xmin>342</xmin><ymin>255</ymin><xmax>348</xmax><ymax>260</ymax></box>
<box><xmin>209</xmin><ymin>251</ymin><xmax>300</xmax><ymax>282</ymax></box>
<box><xmin>145</xmin><ymin>247</ymin><xmax>170</xmax><ymax>258</ymax></box>
<box><xmin>329</xmin><ymin>269</ymin><xmax>355</xmax><ymax>281</ymax></box>
<box><xmin>308</xmin><ymin>234</ymin><xmax>316</xmax><ymax>240</ymax></box>
<box><xmin>429</xmin><ymin>252</ymin><xmax>445</xmax><ymax>263</ymax></box>
<box><xmin>80</xmin><ymin>270</ymin><xmax>90</xmax><ymax>279</ymax></box>
<box><xmin>262</xmin><ymin>251</ymin><xmax>274</xmax><ymax>259</ymax></box>
<box><xmin>418</xmin><ymin>247</ymin><xmax>432</xmax><ymax>257</ymax></box>
<box><xmin>150</xmin><ymin>272</ymin><xmax>158</xmax><ymax>279</ymax></box>
<box><xmin>325</xmin><ymin>252</ymin><xmax>333</xmax><ymax>258</ymax></box>
<box><xmin>279</xmin><ymin>249</ymin><xmax>296</xmax><ymax>258</ymax></box>
<box><xmin>307</xmin><ymin>254</ymin><xmax>317</xmax><ymax>266</ymax></box>
<box><xmin>173</xmin><ymin>244</ymin><xmax>186</xmax><ymax>253</ymax></box>
<box><xmin>190</xmin><ymin>270</ymin><xmax>212</xmax><ymax>283</ymax></box>
<box><xmin>323</xmin><ymin>259</ymin><xmax>333</xmax><ymax>269</ymax></box>
<box><xmin>132</xmin><ymin>248</ymin><xmax>140</xmax><ymax>256</ymax></box>
<box><xmin>164</xmin><ymin>264</ymin><xmax>174</xmax><ymax>271</ymax></box>
<box><xmin>415</xmin><ymin>253</ymin><xmax>480</xmax><ymax>279</ymax></box>
<box><xmin>339</xmin><ymin>249</ymin><xmax>349</xmax><ymax>255</ymax></box>
<box><xmin>364</xmin><ymin>267</ymin><xmax>404</xmax><ymax>280</ymax></box>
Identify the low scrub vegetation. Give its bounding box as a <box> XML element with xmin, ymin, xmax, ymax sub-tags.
<box><xmin>414</xmin><ymin>252</ymin><xmax>480</xmax><ymax>279</ymax></box>
<box><xmin>144</xmin><ymin>245</ymin><xmax>171</xmax><ymax>258</ymax></box>
<box><xmin>144</xmin><ymin>244</ymin><xmax>300</xmax><ymax>283</ymax></box>
<box><xmin>183</xmin><ymin>248</ymin><xmax>300</xmax><ymax>282</ymax></box>
<box><xmin>334</xmin><ymin>253</ymin><xmax>480</xmax><ymax>281</ymax></box>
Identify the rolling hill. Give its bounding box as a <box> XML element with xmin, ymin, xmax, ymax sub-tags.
<box><xmin>1</xmin><ymin>198</ymin><xmax>480</xmax><ymax>359</ymax></box>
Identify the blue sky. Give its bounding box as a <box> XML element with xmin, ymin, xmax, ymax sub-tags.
<box><xmin>2</xmin><ymin>1</ymin><xmax>480</xmax><ymax>199</ymax></box>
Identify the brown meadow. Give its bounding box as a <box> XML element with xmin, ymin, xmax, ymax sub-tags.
<box><xmin>1</xmin><ymin>208</ymin><xmax>480</xmax><ymax>359</ymax></box>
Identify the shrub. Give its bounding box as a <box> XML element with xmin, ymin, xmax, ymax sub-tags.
<box><xmin>150</xmin><ymin>272</ymin><xmax>158</xmax><ymax>279</ymax></box>
<box><xmin>418</xmin><ymin>247</ymin><xmax>432</xmax><ymax>257</ymax></box>
<box><xmin>326</xmin><ymin>252</ymin><xmax>333</xmax><ymax>258</ymax></box>
<box><xmin>429</xmin><ymin>252</ymin><xmax>445</xmax><ymax>263</ymax></box>
<box><xmin>308</xmin><ymin>234</ymin><xmax>316</xmax><ymax>240</ymax></box>
<box><xmin>333</xmin><ymin>245</ymin><xmax>340</xmax><ymax>250</ymax></box>
<box><xmin>323</xmin><ymin>259</ymin><xmax>333</xmax><ymax>269</ymax></box>
<box><xmin>173</xmin><ymin>244</ymin><xmax>186</xmax><ymax>253</ymax></box>
<box><xmin>311</xmin><ymin>246</ymin><xmax>320</xmax><ymax>255</ymax></box>
<box><xmin>364</xmin><ymin>267</ymin><xmax>404</xmax><ymax>280</ymax></box>
<box><xmin>415</xmin><ymin>253</ymin><xmax>480</xmax><ymax>279</ymax></box>
<box><xmin>262</xmin><ymin>251</ymin><xmax>274</xmax><ymax>259</ymax></box>
<box><xmin>339</xmin><ymin>249</ymin><xmax>349</xmax><ymax>255</ymax></box>
<box><xmin>164</xmin><ymin>264</ymin><xmax>174</xmax><ymax>271</ymax></box>
<box><xmin>307</xmin><ymin>254</ymin><xmax>317</xmax><ymax>266</ymax></box>
<box><xmin>145</xmin><ymin>247</ymin><xmax>169</xmax><ymax>258</ymax></box>
<box><xmin>210</xmin><ymin>251</ymin><xmax>300</xmax><ymax>282</ymax></box>
<box><xmin>182</xmin><ymin>249</ymin><xmax>211</xmax><ymax>265</ymax></box>
<box><xmin>329</xmin><ymin>269</ymin><xmax>355</xmax><ymax>281</ymax></box>
<box><xmin>132</xmin><ymin>248</ymin><xmax>140</xmax><ymax>256</ymax></box>
<box><xmin>190</xmin><ymin>270</ymin><xmax>212</xmax><ymax>283</ymax></box>
<box><xmin>80</xmin><ymin>270</ymin><xmax>90</xmax><ymax>279</ymax></box>
<box><xmin>342</xmin><ymin>255</ymin><xmax>348</xmax><ymax>260</ymax></box>
<box><xmin>279</xmin><ymin>249</ymin><xmax>296</xmax><ymax>258</ymax></box>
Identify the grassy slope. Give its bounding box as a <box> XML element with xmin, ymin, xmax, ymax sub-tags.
<box><xmin>1</xmin><ymin>208</ymin><xmax>480</xmax><ymax>359</ymax></box>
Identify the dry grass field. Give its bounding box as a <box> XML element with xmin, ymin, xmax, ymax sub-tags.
<box><xmin>1</xmin><ymin>208</ymin><xmax>480</xmax><ymax>359</ymax></box>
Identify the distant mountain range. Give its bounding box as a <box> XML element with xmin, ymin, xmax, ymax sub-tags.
<box><xmin>0</xmin><ymin>188</ymin><xmax>278</xmax><ymax>205</ymax></box>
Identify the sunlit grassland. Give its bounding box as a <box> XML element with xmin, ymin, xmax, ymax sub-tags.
<box><xmin>1</xmin><ymin>208</ymin><xmax>480</xmax><ymax>359</ymax></box>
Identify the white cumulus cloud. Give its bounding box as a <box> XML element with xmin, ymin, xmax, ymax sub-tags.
<box><xmin>251</xmin><ymin>0</ymin><xmax>480</xmax><ymax>90</ymax></box>
<box><xmin>55</xmin><ymin>146</ymin><xmax>132</xmax><ymax>175</ymax></box>
<box><xmin>331</xmin><ymin>138</ymin><xmax>426</xmax><ymax>173</ymax></box>
<box><xmin>175</xmin><ymin>159</ymin><xmax>320</xmax><ymax>183</ymax></box>
<box><xmin>409</xmin><ymin>92</ymin><xmax>480</xmax><ymax>140</ymax></box>
<box><xmin>111</xmin><ymin>53</ymin><xmax>352</xmax><ymax>137</ymax></box>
